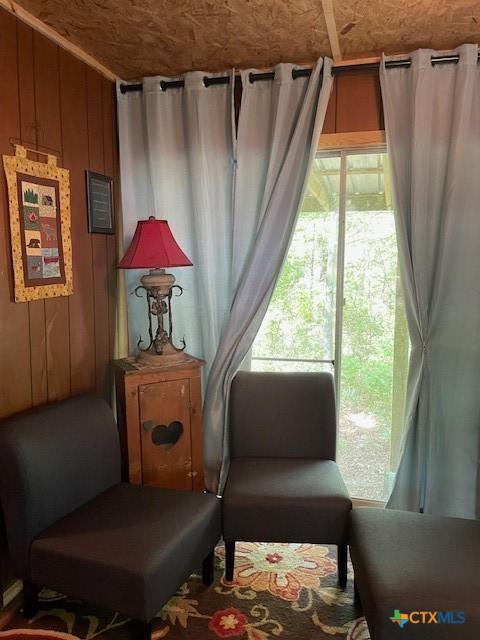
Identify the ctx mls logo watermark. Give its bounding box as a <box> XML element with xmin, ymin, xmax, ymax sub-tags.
<box><xmin>390</xmin><ymin>609</ymin><xmax>466</xmax><ymax>628</ymax></box>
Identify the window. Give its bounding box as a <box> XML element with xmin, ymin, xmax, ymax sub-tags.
<box><xmin>252</xmin><ymin>149</ymin><xmax>409</xmax><ymax>501</ymax></box>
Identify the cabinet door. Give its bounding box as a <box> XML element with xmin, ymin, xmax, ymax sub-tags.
<box><xmin>139</xmin><ymin>379</ymin><xmax>192</xmax><ymax>489</ymax></box>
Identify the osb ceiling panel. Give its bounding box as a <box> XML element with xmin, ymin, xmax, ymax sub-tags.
<box><xmin>335</xmin><ymin>0</ymin><xmax>480</xmax><ymax>57</ymax></box>
<box><xmin>13</xmin><ymin>0</ymin><xmax>331</xmax><ymax>79</ymax></box>
<box><xmin>12</xmin><ymin>0</ymin><xmax>480</xmax><ymax>79</ymax></box>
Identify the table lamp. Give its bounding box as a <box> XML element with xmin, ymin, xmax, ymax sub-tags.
<box><xmin>118</xmin><ymin>216</ymin><xmax>193</xmax><ymax>365</ymax></box>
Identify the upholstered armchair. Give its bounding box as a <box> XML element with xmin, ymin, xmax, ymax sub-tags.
<box><xmin>222</xmin><ymin>371</ymin><xmax>351</xmax><ymax>586</ymax></box>
<box><xmin>0</xmin><ymin>394</ymin><xmax>220</xmax><ymax>639</ymax></box>
<box><xmin>350</xmin><ymin>507</ymin><xmax>480</xmax><ymax>639</ymax></box>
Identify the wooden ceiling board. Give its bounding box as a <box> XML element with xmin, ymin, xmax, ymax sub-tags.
<box><xmin>12</xmin><ymin>0</ymin><xmax>331</xmax><ymax>79</ymax></box>
<box><xmin>335</xmin><ymin>0</ymin><xmax>480</xmax><ymax>58</ymax></box>
<box><xmin>10</xmin><ymin>0</ymin><xmax>480</xmax><ymax>79</ymax></box>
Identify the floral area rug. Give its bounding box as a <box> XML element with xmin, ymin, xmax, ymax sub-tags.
<box><xmin>0</xmin><ymin>543</ymin><xmax>370</xmax><ymax>640</ymax></box>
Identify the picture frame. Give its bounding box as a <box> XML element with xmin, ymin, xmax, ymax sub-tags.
<box><xmin>2</xmin><ymin>145</ymin><xmax>73</xmax><ymax>302</ymax></box>
<box><xmin>86</xmin><ymin>170</ymin><xmax>115</xmax><ymax>234</ymax></box>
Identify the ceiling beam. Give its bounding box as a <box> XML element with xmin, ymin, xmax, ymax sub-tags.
<box><xmin>0</xmin><ymin>0</ymin><xmax>118</xmax><ymax>80</ymax></box>
<box><xmin>321</xmin><ymin>0</ymin><xmax>342</xmax><ymax>62</ymax></box>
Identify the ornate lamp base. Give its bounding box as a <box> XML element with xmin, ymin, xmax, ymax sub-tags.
<box><xmin>135</xmin><ymin>268</ymin><xmax>189</xmax><ymax>366</ymax></box>
<box><xmin>137</xmin><ymin>343</ymin><xmax>190</xmax><ymax>366</ymax></box>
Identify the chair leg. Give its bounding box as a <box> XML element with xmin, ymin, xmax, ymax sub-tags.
<box><xmin>131</xmin><ymin>619</ymin><xmax>151</xmax><ymax>640</ymax></box>
<box><xmin>22</xmin><ymin>581</ymin><xmax>39</xmax><ymax>619</ymax></box>
<box><xmin>202</xmin><ymin>549</ymin><xmax>215</xmax><ymax>586</ymax></box>
<box><xmin>225</xmin><ymin>540</ymin><xmax>235</xmax><ymax>582</ymax></box>
<box><xmin>338</xmin><ymin>544</ymin><xmax>348</xmax><ymax>588</ymax></box>
<box><xmin>354</xmin><ymin>578</ymin><xmax>361</xmax><ymax>604</ymax></box>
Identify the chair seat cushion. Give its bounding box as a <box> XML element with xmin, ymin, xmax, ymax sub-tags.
<box><xmin>30</xmin><ymin>483</ymin><xmax>220</xmax><ymax>622</ymax></box>
<box><xmin>222</xmin><ymin>458</ymin><xmax>351</xmax><ymax>543</ymax></box>
<box><xmin>350</xmin><ymin>507</ymin><xmax>480</xmax><ymax>640</ymax></box>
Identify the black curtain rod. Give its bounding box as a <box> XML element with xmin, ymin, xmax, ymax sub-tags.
<box><xmin>119</xmin><ymin>53</ymin><xmax>476</xmax><ymax>94</ymax></box>
<box><xmin>119</xmin><ymin>67</ymin><xmax>312</xmax><ymax>94</ymax></box>
<box><xmin>337</xmin><ymin>52</ymin><xmax>480</xmax><ymax>74</ymax></box>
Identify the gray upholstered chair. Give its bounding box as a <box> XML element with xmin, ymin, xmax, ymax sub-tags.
<box><xmin>0</xmin><ymin>394</ymin><xmax>221</xmax><ymax>639</ymax></box>
<box><xmin>350</xmin><ymin>507</ymin><xmax>480</xmax><ymax>639</ymax></box>
<box><xmin>222</xmin><ymin>371</ymin><xmax>351</xmax><ymax>586</ymax></box>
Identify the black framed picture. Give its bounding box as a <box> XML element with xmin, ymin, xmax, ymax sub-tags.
<box><xmin>86</xmin><ymin>170</ymin><xmax>115</xmax><ymax>234</ymax></box>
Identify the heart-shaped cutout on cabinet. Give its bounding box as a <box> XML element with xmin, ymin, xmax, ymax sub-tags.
<box><xmin>151</xmin><ymin>421</ymin><xmax>184</xmax><ymax>450</ymax></box>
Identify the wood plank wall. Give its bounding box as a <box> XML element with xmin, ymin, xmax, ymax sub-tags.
<box><xmin>0</xmin><ymin>6</ymin><xmax>119</xmax><ymax>600</ymax></box>
<box><xmin>0</xmin><ymin>6</ymin><xmax>118</xmax><ymax>422</ymax></box>
<box><xmin>323</xmin><ymin>70</ymin><xmax>383</xmax><ymax>133</ymax></box>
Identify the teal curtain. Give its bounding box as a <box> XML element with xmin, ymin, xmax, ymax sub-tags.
<box><xmin>117</xmin><ymin>72</ymin><xmax>235</xmax><ymax>376</ymax></box>
<box><xmin>381</xmin><ymin>45</ymin><xmax>480</xmax><ymax>518</ymax></box>
<box><xmin>202</xmin><ymin>60</ymin><xmax>333</xmax><ymax>494</ymax></box>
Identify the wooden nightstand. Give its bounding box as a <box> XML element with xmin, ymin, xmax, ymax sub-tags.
<box><xmin>113</xmin><ymin>356</ymin><xmax>205</xmax><ymax>491</ymax></box>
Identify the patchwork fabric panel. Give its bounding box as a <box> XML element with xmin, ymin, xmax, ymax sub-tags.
<box><xmin>21</xmin><ymin>180</ymin><xmax>62</xmax><ymax>282</ymax></box>
<box><xmin>3</xmin><ymin>145</ymin><xmax>72</xmax><ymax>301</ymax></box>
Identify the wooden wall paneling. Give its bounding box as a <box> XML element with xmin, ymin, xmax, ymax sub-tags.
<box><xmin>0</xmin><ymin>10</ymin><xmax>32</xmax><ymax>419</ymax></box>
<box><xmin>17</xmin><ymin>22</ymin><xmax>35</xmax><ymax>145</ymax></box>
<box><xmin>0</xmin><ymin>11</ymin><xmax>29</xmax><ymax>595</ymax></box>
<box><xmin>335</xmin><ymin>71</ymin><xmax>383</xmax><ymax>133</ymax></box>
<box><xmin>17</xmin><ymin>20</ymin><xmax>48</xmax><ymax>406</ymax></box>
<box><xmin>0</xmin><ymin>6</ymin><xmax>119</xmax><ymax>597</ymax></box>
<box><xmin>322</xmin><ymin>76</ymin><xmax>337</xmax><ymax>134</ymax></box>
<box><xmin>102</xmin><ymin>79</ymin><xmax>117</xmax><ymax>364</ymax></box>
<box><xmin>33</xmin><ymin>31</ymin><xmax>71</xmax><ymax>402</ymax></box>
<box><xmin>59</xmin><ymin>50</ymin><xmax>96</xmax><ymax>395</ymax></box>
<box><xmin>86</xmin><ymin>67</ymin><xmax>110</xmax><ymax>400</ymax></box>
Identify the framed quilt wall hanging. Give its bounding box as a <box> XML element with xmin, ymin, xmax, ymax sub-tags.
<box><xmin>3</xmin><ymin>144</ymin><xmax>73</xmax><ymax>302</ymax></box>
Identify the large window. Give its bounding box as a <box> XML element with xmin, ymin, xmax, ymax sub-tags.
<box><xmin>252</xmin><ymin>149</ymin><xmax>409</xmax><ymax>501</ymax></box>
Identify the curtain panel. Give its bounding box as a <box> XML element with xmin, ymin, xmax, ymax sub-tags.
<box><xmin>381</xmin><ymin>44</ymin><xmax>480</xmax><ymax>519</ymax></box>
<box><xmin>117</xmin><ymin>60</ymin><xmax>333</xmax><ymax>495</ymax></box>
<box><xmin>203</xmin><ymin>60</ymin><xmax>334</xmax><ymax>494</ymax></box>
<box><xmin>117</xmin><ymin>72</ymin><xmax>235</xmax><ymax>373</ymax></box>
<box><xmin>117</xmin><ymin>88</ymin><xmax>155</xmax><ymax>357</ymax></box>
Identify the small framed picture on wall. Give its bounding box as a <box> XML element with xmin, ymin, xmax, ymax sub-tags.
<box><xmin>86</xmin><ymin>170</ymin><xmax>115</xmax><ymax>234</ymax></box>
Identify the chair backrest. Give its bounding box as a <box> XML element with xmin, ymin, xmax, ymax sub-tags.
<box><xmin>229</xmin><ymin>371</ymin><xmax>337</xmax><ymax>460</ymax></box>
<box><xmin>0</xmin><ymin>393</ymin><xmax>121</xmax><ymax>579</ymax></box>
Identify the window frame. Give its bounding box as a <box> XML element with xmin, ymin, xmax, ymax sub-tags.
<box><xmin>252</xmin><ymin>137</ymin><xmax>395</xmax><ymax>507</ymax></box>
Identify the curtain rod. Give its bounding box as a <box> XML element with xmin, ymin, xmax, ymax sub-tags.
<box><xmin>119</xmin><ymin>67</ymin><xmax>312</xmax><ymax>94</ymax></box>
<box><xmin>119</xmin><ymin>53</ymin><xmax>475</xmax><ymax>94</ymax></box>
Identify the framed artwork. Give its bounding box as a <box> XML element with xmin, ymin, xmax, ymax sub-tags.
<box><xmin>86</xmin><ymin>170</ymin><xmax>115</xmax><ymax>234</ymax></box>
<box><xmin>2</xmin><ymin>145</ymin><xmax>73</xmax><ymax>302</ymax></box>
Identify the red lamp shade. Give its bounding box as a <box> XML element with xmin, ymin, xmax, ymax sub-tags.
<box><xmin>118</xmin><ymin>218</ymin><xmax>192</xmax><ymax>269</ymax></box>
